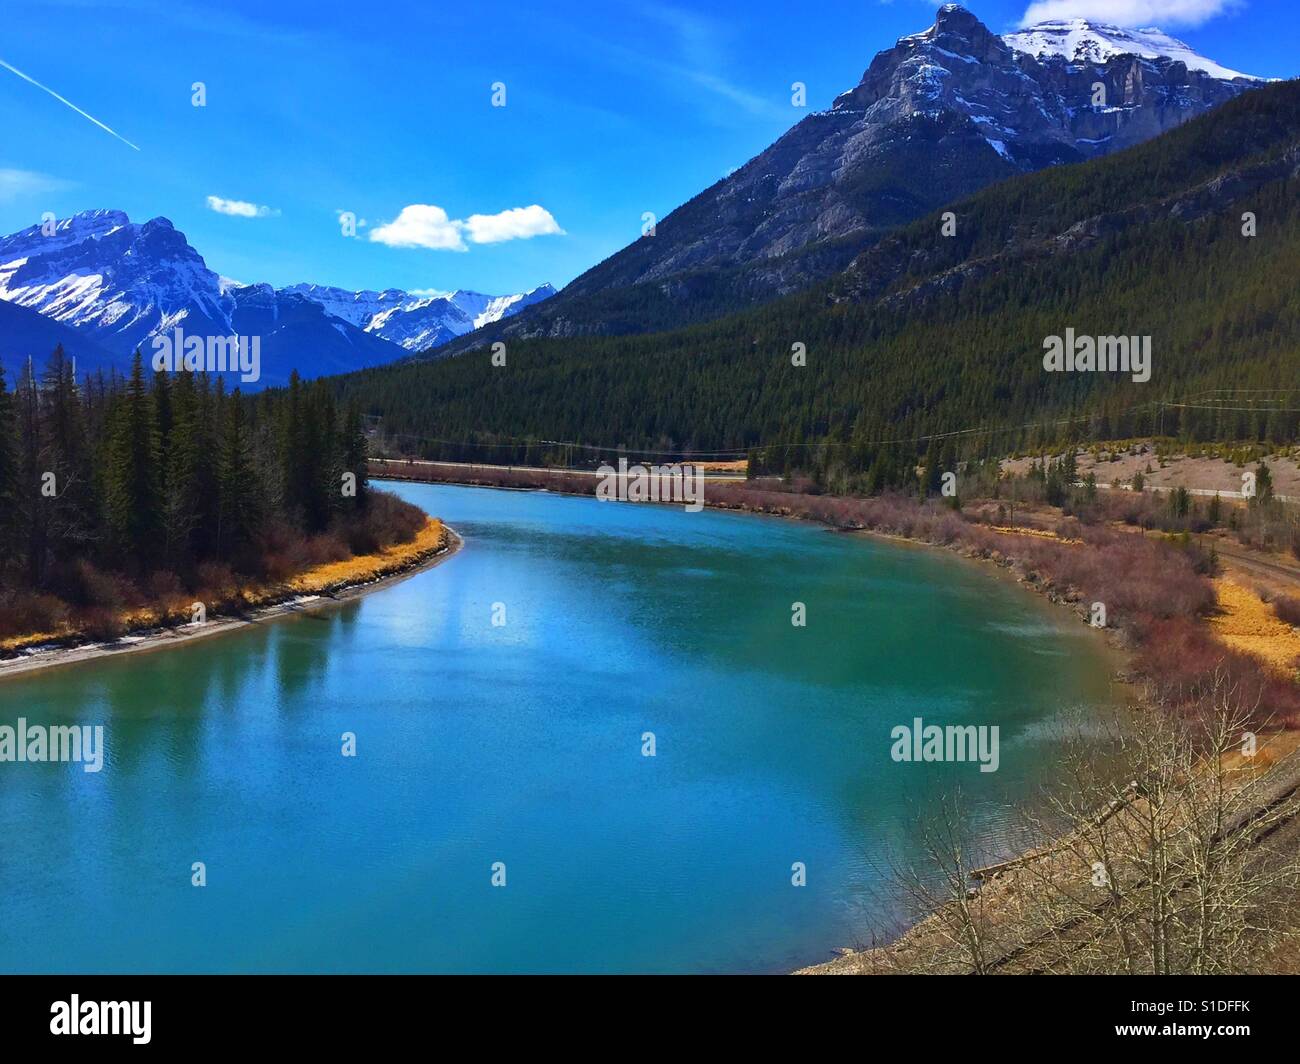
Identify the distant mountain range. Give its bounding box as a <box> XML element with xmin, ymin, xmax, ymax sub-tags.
<box><xmin>278</xmin><ymin>282</ymin><xmax>554</xmax><ymax>352</ymax></box>
<box><xmin>433</xmin><ymin>4</ymin><xmax>1264</xmax><ymax>357</ymax></box>
<box><xmin>0</xmin><ymin>4</ymin><xmax>1270</xmax><ymax>390</ymax></box>
<box><xmin>0</xmin><ymin>207</ymin><xmax>553</xmax><ymax>385</ymax></box>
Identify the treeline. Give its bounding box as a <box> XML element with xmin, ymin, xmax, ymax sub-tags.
<box><xmin>326</xmin><ymin>81</ymin><xmax>1300</xmax><ymax>485</ymax></box>
<box><xmin>0</xmin><ymin>348</ymin><xmax>387</xmax><ymax>633</ymax></box>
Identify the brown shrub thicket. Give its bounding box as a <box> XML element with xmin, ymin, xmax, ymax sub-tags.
<box><xmin>1275</xmin><ymin>596</ymin><xmax>1300</xmax><ymax>628</ymax></box>
<box><xmin>0</xmin><ymin>592</ymin><xmax>70</xmax><ymax>640</ymax></box>
<box><xmin>882</xmin><ymin>681</ymin><xmax>1300</xmax><ymax>975</ymax></box>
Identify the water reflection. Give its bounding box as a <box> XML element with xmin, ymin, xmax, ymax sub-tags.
<box><xmin>0</xmin><ymin>483</ymin><xmax>1119</xmax><ymax>973</ymax></box>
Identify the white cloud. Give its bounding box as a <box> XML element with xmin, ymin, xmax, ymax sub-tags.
<box><xmin>205</xmin><ymin>194</ymin><xmax>279</xmax><ymax>218</ymax></box>
<box><xmin>368</xmin><ymin>204</ymin><xmax>468</xmax><ymax>251</ymax></box>
<box><xmin>368</xmin><ymin>203</ymin><xmax>564</xmax><ymax>251</ymax></box>
<box><xmin>0</xmin><ymin>167</ymin><xmax>69</xmax><ymax>203</ymax></box>
<box><xmin>1019</xmin><ymin>0</ymin><xmax>1238</xmax><ymax>28</ymax></box>
<box><xmin>463</xmin><ymin>205</ymin><xmax>565</xmax><ymax>245</ymax></box>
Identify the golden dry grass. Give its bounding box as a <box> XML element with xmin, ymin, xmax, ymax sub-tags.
<box><xmin>0</xmin><ymin>629</ymin><xmax>68</xmax><ymax>652</ymax></box>
<box><xmin>1210</xmin><ymin>576</ymin><xmax>1300</xmax><ymax>677</ymax></box>
<box><xmin>989</xmin><ymin>525</ymin><xmax>1081</xmax><ymax>544</ymax></box>
<box><xmin>0</xmin><ymin>518</ymin><xmax>446</xmax><ymax>651</ymax></box>
<box><xmin>283</xmin><ymin>517</ymin><xmax>444</xmax><ymax>595</ymax></box>
<box><xmin>1221</xmin><ymin>729</ymin><xmax>1300</xmax><ymax>775</ymax></box>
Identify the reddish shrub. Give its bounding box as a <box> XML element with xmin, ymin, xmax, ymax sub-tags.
<box><xmin>195</xmin><ymin>561</ymin><xmax>238</xmax><ymax>601</ymax></box>
<box><xmin>0</xmin><ymin>592</ymin><xmax>70</xmax><ymax>639</ymax></box>
<box><xmin>304</xmin><ymin>533</ymin><xmax>350</xmax><ymax>566</ymax></box>
<box><xmin>1274</xmin><ymin>596</ymin><xmax>1300</xmax><ymax>627</ymax></box>
<box><xmin>1134</xmin><ymin>616</ymin><xmax>1300</xmax><ymax>730</ymax></box>
<box><xmin>343</xmin><ymin>490</ymin><xmax>425</xmax><ymax>553</ymax></box>
<box><xmin>70</xmin><ymin>560</ymin><xmax>141</xmax><ymax>611</ymax></box>
<box><xmin>79</xmin><ymin>607</ymin><xmax>126</xmax><ymax>642</ymax></box>
<box><xmin>146</xmin><ymin>570</ymin><xmax>185</xmax><ymax>601</ymax></box>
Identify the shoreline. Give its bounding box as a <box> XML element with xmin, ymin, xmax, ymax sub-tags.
<box><xmin>11</xmin><ymin>471</ymin><xmax>1290</xmax><ymax>971</ymax></box>
<box><xmin>0</xmin><ymin>524</ymin><xmax>462</xmax><ymax>683</ymax></box>
<box><xmin>381</xmin><ymin>466</ymin><xmax>1300</xmax><ymax>972</ymax></box>
<box><xmin>377</xmin><ymin>463</ymin><xmax>1168</xmax><ymax>685</ymax></box>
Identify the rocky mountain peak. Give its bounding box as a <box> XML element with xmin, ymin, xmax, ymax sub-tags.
<box><xmin>931</xmin><ymin>3</ymin><xmax>1002</xmax><ymax>55</ymax></box>
<box><xmin>0</xmin><ymin>210</ymin><xmax>556</xmax><ymax>378</ymax></box>
<box><xmin>441</xmin><ymin>4</ymin><xmax>1265</xmax><ymax>356</ymax></box>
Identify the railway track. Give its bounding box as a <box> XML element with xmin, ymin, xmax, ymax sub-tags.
<box><xmin>1211</xmin><ymin>542</ymin><xmax>1300</xmax><ymax>590</ymax></box>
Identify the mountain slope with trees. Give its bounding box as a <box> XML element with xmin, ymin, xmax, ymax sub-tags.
<box><xmin>329</xmin><ymin>79</ymin><xmax>1300</xmax><ymax>486</ymax></box>
<box><xmin>431</xmin><ymin>4</ymin><xmax>1262</xmax><ymax>359</ymax></box>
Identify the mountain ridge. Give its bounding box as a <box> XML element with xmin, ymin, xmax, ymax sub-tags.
<box><xmin>0</xmin><ymin>210</ymin><xmax>553</xmax><ymax>383</ymax></box>
<box><xmin>431</xmin><ymin>3</ymin><xmax>1265</xmax><ymax>359</ymax></box>
<box><xmin>328</xmin><ymin>78</ymin><xmax>1300</xmax><ymax>468</ymax></box>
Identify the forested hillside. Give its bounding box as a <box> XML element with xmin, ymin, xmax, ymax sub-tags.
<box><xmin>329</xmin><ymin>80</ymin><xmax>1300</xmax><ymax>485</ymax></box>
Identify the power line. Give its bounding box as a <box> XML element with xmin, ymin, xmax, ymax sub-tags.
<box><xmin>376</xmin><ymin>393</ymin><xmax>1297</xmax><ymax>461</ymax></box>
<box><xmin>380</xmin><ymin>404</ymin><xmax>1163</xmax><ymax>455</ymax></box>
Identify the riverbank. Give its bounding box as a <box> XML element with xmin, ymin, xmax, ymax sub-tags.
<box><xmin>795</xmin><ymin>726</ymin><xmax>1300</xmax><ymax>974</ymax></box>
<box><xmin>0</xmin><ymin>517</ymin><xmax>461</xmax><ymax>682</ymax></box>
<box><xmin>372</xmin><ymin>461</ymin><xmax>1300</xmax><ymax>972</ymax></box>
<box><xmin>374</xmin><ymin>460</ymin><xmax>1298</xmax><ymax>720</ymax></box>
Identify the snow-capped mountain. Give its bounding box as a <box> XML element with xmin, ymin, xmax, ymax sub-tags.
<box><xmin>1002</xmin><ymin>19</ymin><xmax>1262</xmax><ymax>82</ymax></box>
<box><xmin>0</xmin><ymin>210</ymin><xmax>553</xmax><ymax>383</ymax></box>
<box><xmin>282</xmin><ymin>282</ymin><xmax>556</xmax><ymax>351</ymax></box>
<box><xmin>831</xmin><ymin>4</ymin><xmax>1261</xmax><ymax>167</ymax></box>
<box><xmin>438</xmin><ymin>3</ymin><xmax>1263</xmax><ymax>356</ymax></box>
<box><xmin>0</xmin><ymin>209</ymin><xmax>232</xmax><ymax>355</ymax></box>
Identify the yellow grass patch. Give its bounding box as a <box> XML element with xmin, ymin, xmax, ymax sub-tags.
<box><xmin>0</xmin><ymin>629</ymin><xmax>71</xmax><ymax>653</ymax></box>
<box><xmin>1210</xmin><ymin>577</ymin><xmax>1300</xmax><ymax>677</ymax></box>
<box><xmin>283</xmin><ymin>517</ymin><xmax>445</xmax><ymax>595</ymax></box>
<box><xmin>1221</xmin><ymin>729</ymin><xmax>1300</xmax><ymax>775</ymax></box>
<box><xmin>989</xmin><ymin>525</ymin><xmax>1080</xmax><ymax>544</ymax></box>
<box><xmin>0</xmin><ymin>519</ymin><xmax>447</xmax><ymax>651</ymax></box>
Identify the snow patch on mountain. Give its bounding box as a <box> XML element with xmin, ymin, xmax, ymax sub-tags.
<box><xmin>0</xmin><ymin>210</ymin><xmax>555</xmax><ymax>372</ymax></box>
<box><xmin>1004</xmin><ymin>19</ymin><xmax>1262</xmax><ymax>82</ymax></box>
<box><xmin>284</xmin><ymin>282</ymin><xmax>557</xmax><ymax>351</ymax></box>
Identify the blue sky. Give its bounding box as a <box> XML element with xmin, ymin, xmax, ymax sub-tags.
<box><xmin>0</xmin><ymin>0</ymin><xmax>1292</xmax><ymax>296</ymax></box>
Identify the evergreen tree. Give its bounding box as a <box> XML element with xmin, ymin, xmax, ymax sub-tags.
<box><xmin>16</xmin><ymin>357</ymin><xmax>44</xmax><ymax>585</ymax></box>
<box><xmin>341</xmin><ymin>402</ymin><xmax>370</xmax><ymax>511</ymax></box>
<box><xmin>216</xmin><ymin>388</ymin><xmax>261</xmax><ymax>561</ymax></box>
<box><xmin>41</xmin><ymin>346</ymin><xmax>96</xmax><ymax>567</ymax></box>
<box><xmin>1253</xmin><ymin>462</ymin><xmax>1274</xmax><ymax>506</ymax></box>
<box><xmin>921</xmin><ymin>436</ymin><xmax>942</xmax><ymax>497</ymax></box>
<box><xmin>105</xmin><ymin>351</ymin><xmax>163</xmax><ymax>562</ymax></box>
<box><xmin>161</xmin><ymin>368</ymin><xmax>201</xmax><ymax>572</ymax></box>
<box><xmin>0</xmin><ymin>363</ymin><xmax>18</xmax><ymax>577</ymax></box>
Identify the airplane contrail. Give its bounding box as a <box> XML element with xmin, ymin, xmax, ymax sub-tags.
<box><xmin>0</xmin><ymin>56</ymin><xmax>140</xmax><ymax>151</ymax></box>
